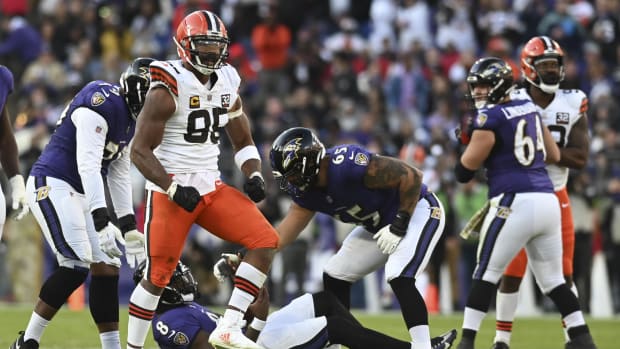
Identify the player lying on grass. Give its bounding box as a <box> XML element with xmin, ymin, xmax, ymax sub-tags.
<box><xmin>134</xmin><ymin>257</ymin><xmax>457</xmax><ymax>349</ymax></box>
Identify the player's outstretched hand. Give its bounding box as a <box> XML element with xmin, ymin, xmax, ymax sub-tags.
<box><xmin>124</xmin><ymin>230</ymin><xmax>146</xmax><ymax>268</ymax></box>
<box><xmin>9</xmin><ymin>175</ymin><xmax>29</xmax><ymax>220</ymax></box>
<box><xmin>97</xmin><ymin>222</ymin><xmax>125</xmax><ymax>258</ymax></box>
<box><xmin>213</xmin><ymin>253</ymin><xmax>241</xmax><ymax>283</ymax></box>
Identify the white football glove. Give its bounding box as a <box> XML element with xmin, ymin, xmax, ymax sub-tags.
<box><xmin>213</xmin><ymin>253</ymin><xmax>241</xmax><ymax>283</ymax></box>
<box><xmin>97</xmin><ymin>222</ymin><xmax>125</xmax><ymax>258</ymax></box>
<box><xmin>124</xmin><ymin>230</ymin><xmax>145</xmax><ymax>268</ymax></box>
<box><xmin>373</xmin><ymin>225</ymin><xmax>403</xmax><ymax>255</ymax></box>
<box><xmin>9</xmin><ymin>175</ymin><xmax>29</xmax><ymax>220</ymax></box>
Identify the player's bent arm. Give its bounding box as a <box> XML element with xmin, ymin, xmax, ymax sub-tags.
<box><xmin>558</xmin><ymin>114</ymin><xmax>589</xmax><ymax>169</ymax></box>
<box><xmin>190</xmin><ymin>330</ymin><xmax>215</xmax><ymax>349</ymax></box>
<box><xmin>225</xmin><ymin>97</ymin><xmax>261</xmax><ymax>177</ymax></box>
<box><xmin>460</xmin><ymin>129</ymin><xmax>495</xmax><ymax>171</ymax></box>
<box><xmin>0</xmin><ymin>106</ymin><xmax>20</xmax><ymax>178</ymax></box>
<box><xmin>130</xmin><ymin>87</ymin><xmax>176</xmax><ymax>191</ymax></box>
<box><xmin>73</xmin><ymin>107</ymin><xmax>109</xmax><ymax>211</ymax></box>
<box><xmin>276</xmin><ymin>202</ymin><xmax>315</xmax><ymax>250</ymax></box>
<box><xmin>364</xmin><ymin>154</ymin><xmax>422</xmax><ymax>216</ymax></box>
<box><xmin>542</xmin><ymin>124</ymin><xmax>560</xmax><ymax>164</ymax></box>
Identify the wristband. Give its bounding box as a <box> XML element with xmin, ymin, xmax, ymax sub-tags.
<box><xmin>250</xmin><ymin>318</ymin><xmax>266</xmax><ymax>331</ymax></box>
<box><xmin>390</xmin><ymin>211</ymin><xmax>411</xmax><ymax>237</ymax></box>
<box><xmin>455</xmin><ymin>159</ymin><xmax>476</xmax><ymax>183</ymax></box>
<box><xmin>118</xmin><ymin>214</ymin><xmax>137</xmax><ymax>234</ymax></box>
<box><xmin>91</xmin><ymin>207</ymin><xmax>110</xmax><ymax>231</ymax></box>
<box><xmin>234</xmin><ymin>145</ymin><xmax>261</xmax><ymax>170</ymax></box>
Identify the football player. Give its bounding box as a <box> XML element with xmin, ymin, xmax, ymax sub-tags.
<box><xmin>10</xmin><ymin>57</ymin><xmax>152</xmax><ymax>349</ymax></box>
<box><xmin>268</xmin><ymin>127</ymin><xmax>448</xmax><ymax>349</ymax></box>
<box><xmin>126</xmin><ymin>10</ymin><xmax>279</xmax><ymax>349</ymax></box>
<box><xmin>0</xmin><ymin>64</ymin><xmax>28</xmax><ymax>239</ymax></box>
<box><xmin>137</xmin><ymin>259</ymin><xmax>457</xmax><ymax>349</ymax></box>
<box><xmin>453</xmin><ymin>57</ymin><xmax>596</xmax><ymax>349</ymax></box>
<box><xmin>492</xmin><ymin>36</ymin><xmax>590</xmax><ymax>349</ymax></box>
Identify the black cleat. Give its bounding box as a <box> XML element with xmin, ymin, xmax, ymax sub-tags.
<box><xmin>431</xmin><ymin>329</ymin><xmax>458</xmax><ymax>349</ymax></box>
<box><xmin>565</xmin><ymin>333</ymin><xmax>597</xmax><ymax>349</ymax></box>
<box><xmin>491</xmin><ymin>341</ymin><xmax>509</xmax><ymax>349</ymax></box>
<box><xmin>9</xmin><ymin>331</ymin><xmax>39</xmax><ymax>349</ymax></box>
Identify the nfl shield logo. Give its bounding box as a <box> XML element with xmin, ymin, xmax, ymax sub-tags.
<box><xmin>221</xmin><ymin>94</ymin><xmax>230</xmax><ymax>108</ymax></box>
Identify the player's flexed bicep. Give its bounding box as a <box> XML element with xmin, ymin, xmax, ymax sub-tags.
<box><xmin>130</xmin><ymin>86</ymin><xmax>175</xmax><ymax>191</ymax></box>
<box><xmin>363</xmin><ymin>154</ymin><xmax>423</xmax><ymax>216</ymax></box>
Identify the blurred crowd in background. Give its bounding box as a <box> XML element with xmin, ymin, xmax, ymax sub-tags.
<box><xmin>1</xmin><ymin>0</ymin><xmax>620</xmax><ymax>315</ymax></box>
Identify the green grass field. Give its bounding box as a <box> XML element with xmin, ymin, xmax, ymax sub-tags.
<box><xmin>0</xmin><ymin>304</ymin><xmax>617</xmax><ymax>348</ymax></box>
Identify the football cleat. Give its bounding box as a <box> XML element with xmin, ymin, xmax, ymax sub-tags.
<box><xmin>10</xmin><ymin>331</ymin><xmax>39</xmax><ymax>349</ymax></box>
<box><xmin>432</xmin><ymin>329</ymin><xmax>458</xmax><ymax>349</ymax></box>
<box><xmin>491</xmin><ymin>341</ymin><xmax>510</xmax><ymax>349</ymax></box>
<box><xmin>565</xmin><ymin>333</ymin><xmax>597</xmax><ymax>349</ymax></box>
<box><xmin>455</xmin><ymin>336</ymin><xmax>474</xmax><ymax>349</ymax></box>
<box><xmin>208</xmin><ymin>318</ymin><xmax>263</xmax><ymax>349</ymax></box>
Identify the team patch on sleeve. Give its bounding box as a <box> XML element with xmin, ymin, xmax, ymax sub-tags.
<box><xmin>150</xmin><ymin>66</ymin><xmax>178</xmax><ymax>96</ymax></box>
<box><xmin>476</xmin><ymin>113</ymin><xmax>488</xmax><ymax>127</ymax></box>
<box><xmin>91</xmin><ymin>92</ymin><xmax>106</xmax><ymax>106</ymax></box>
<box><xmin>354</xmin><ymin>153</ymin><xmax>369</xmax><ymax>165</ymax></box>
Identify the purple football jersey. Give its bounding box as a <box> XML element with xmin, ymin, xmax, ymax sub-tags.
<box><xmin>293</xmin><ymin>144</ymin><xmax>428</xmax><ymax>233</ymax></box>
<box><xmin>152</xmin><ymin>303</ymin><xmax>219</xmax><ymax>349</ymax></box>
<box><xmin>30</xmin><ymin>81</ymin><xmax>135</xmax><ymax>193</ymax></box>
<box><xmin>0</xmin><ymin>65</ymin><xmax>14</xmax><ymax>111</ymax></box>
<box><xmin>473</xmin><ymin>98</ymin><xmax>553</xmax><ymax>198</ymax></box>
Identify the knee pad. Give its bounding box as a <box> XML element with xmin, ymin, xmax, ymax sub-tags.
<box><xmin>40</xmin><ymin>267</ymin><xmax>89</xmax><ymax>309</ymax></box>
<box><xmin>89</xmin><ymin>275</ymin><xmax>119</xmax><ymax>324</ymax></box>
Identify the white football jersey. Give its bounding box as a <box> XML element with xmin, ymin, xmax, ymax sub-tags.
<box><xmin>511</xmin><ymin>88</ymin><xmax>588</xmax><ymax>190</ymax></box>
<box><xmin>146</xmin><ymin>60</ymin><xmax>241</xmax><ymax>192</ymax></box>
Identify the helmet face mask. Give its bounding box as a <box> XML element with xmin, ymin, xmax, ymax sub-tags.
<box><xmin>270</xmin><ymin>127</ymin><xmax>326</xmax><ymax>196</ymax></box>
<box><xmin>466</xmin><ymin>57</ymin><xmax>514</xmax><ymax>109</ymax></box>
<box><xmin>120</xmin><ymin>57</ymin><xmax>154</xmax><ymax>120</ymax></box>
<box><xmin>521</xmin><ymin>36</ymin><xmax>565</xmax><ymax>94</ymax></box>
<box><xmin>175</xmin><ymin>11</ymin><xmax>229</xmax><ymax>75</ymax></box>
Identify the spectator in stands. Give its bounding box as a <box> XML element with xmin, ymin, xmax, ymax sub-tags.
<box><xmin>251</xmin><ymin>2</ymin><xmax>292</xmax><ymax>104</ymax></box>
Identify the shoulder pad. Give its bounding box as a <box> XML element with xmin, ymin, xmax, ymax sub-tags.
<box><xmin>150</xmin><ymin>61</ymin><xmax>179</xmax><ymax>96</ymax></box>
<box><xmin>559</xmin><ymin>89</ymin><xmax>588</xmax><ymax>114</ymax></box>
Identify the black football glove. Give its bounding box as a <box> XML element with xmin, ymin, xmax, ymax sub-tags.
<box><xmin>166</xmin><ymin>182</ymin><xmax>201</xmax><ymax>212</ymax></box>
<box><xmin>244</xmin><ymin>172</ymin><xmax>266</xmax><ymax>202</ymax></box>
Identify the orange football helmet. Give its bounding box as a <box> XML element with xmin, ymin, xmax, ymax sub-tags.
<box><xmin>521</xmin><ymin>36</ymin><xmax>565</xmax><ymax>93</ymax></box>
<box><xmin>174</xmin><ymin>10</ymin><xmax>229</xmax><ymax>75</ymax></box>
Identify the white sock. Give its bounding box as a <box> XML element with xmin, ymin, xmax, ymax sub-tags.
<box><xmin>462</xmin><ymin>307</ymin><xmax>487</xmax><ymax>332</ymax></box>
<box><xmin>495</xmin><ymin>291</ymin><xmax>519</xmax><ymax>344</ymax></box>
<box><xmin>100</xmin><ymin>330</ymin><xmax>121</xmax><ymax>349</ymax></box>
<box><xmin>409</xmin><ymin>324</ymin><xmax>431</xmax><ymax>349</ymax></box>
<box><xmin>127</xmin><ymin>283</ymin><xmax>160</xmax><ymax>348</ymax></box>
<box><xmin>24</xmin><ymin>311</ymin><xmax>49</xmax><ymax>342</ymax></box>
<box><xmin>228</xmin><ymin>262</ymin><xmax>267</xmax><ymax>312</ymax></box>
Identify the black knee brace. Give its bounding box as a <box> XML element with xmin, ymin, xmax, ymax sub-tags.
<box><xmin>89</xmin><ymin>275</ymin><xmax>119</xmax><ymax>324</ymax></box>
<box><xmin>40</xmin><ymin>267</ymin><xmax>88</xmax><ymax>309</ymax></box>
